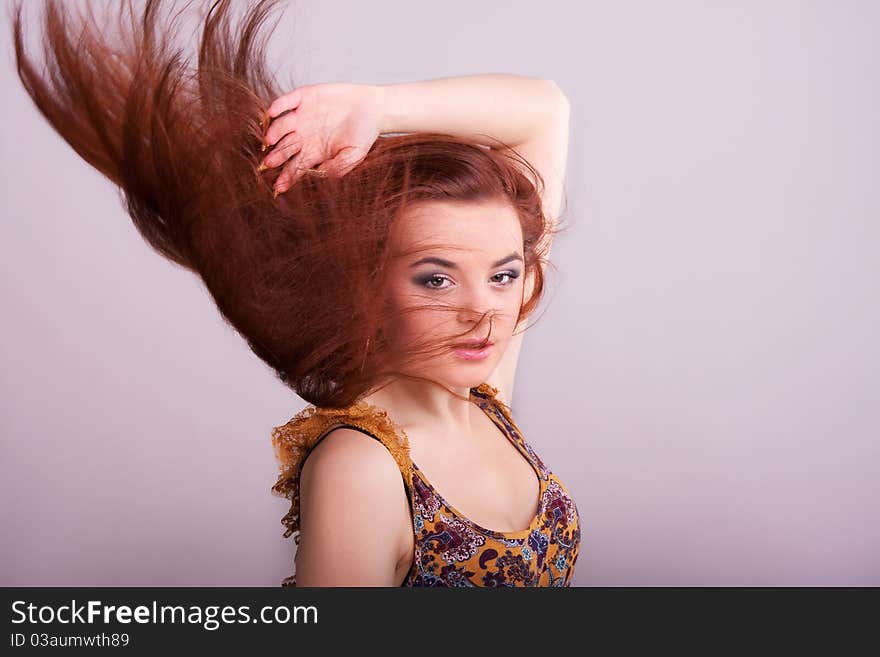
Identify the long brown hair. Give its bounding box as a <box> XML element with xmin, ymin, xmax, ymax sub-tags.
<box><xmin>10</xmin><ymin>0</ymin><xmax>567</xmax><ymax>409</ymax></box>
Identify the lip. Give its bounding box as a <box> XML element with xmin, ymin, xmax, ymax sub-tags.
<box><xmin>453</xmin><ymin>336</ymin><xmax>494</xmax><ymax>348</ymax></box>
<box><xmin>452</xmin><ymin>342</ymin><xmax>494</xmax><ymax>360</ymax></box>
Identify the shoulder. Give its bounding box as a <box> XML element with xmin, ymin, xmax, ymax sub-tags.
<box><xmin>269</xmin><ymin>403</ymin><xmax>414</xmax><ymax>585</ymax></box>
<box><xmin>271</xmin><ymin>401</ymin><xmax>413</xmax><ymax>502</ymax></box>
<box><xmin>299</xmin><ymin>425</ymin><xmax>405</xmax><ymax>499</ymax></box>
<box><xmin>295</xmin><ymin>426</ymin><xmax>411</xmax><ymax>585</ymax></box>
<box><xmin>299</xmin><ymin>425</ymin><xmax>410</xmax><ymax>547</ymax></box>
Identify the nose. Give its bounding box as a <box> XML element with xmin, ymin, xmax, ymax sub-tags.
<box><xmin>456</xmin><ymin>287</ymin><xmax>497</xmax><ymax>330</ymax></box>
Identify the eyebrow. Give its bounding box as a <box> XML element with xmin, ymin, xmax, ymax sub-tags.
<box><xmin>409</xmin><ymin>252</ymin><xmax>524</xmax><ymax>269</ymax></box>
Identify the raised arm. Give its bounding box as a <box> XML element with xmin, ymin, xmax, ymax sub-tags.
<box><xmin>375</xmin><ymin>74</ymin><xmax>571</xmax><ymax>406</ymax></box>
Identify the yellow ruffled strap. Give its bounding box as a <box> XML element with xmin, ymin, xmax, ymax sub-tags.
<box><xmin>471</xmin><ymin>381</ymin><xmax>519</xmax><ymax>428</ymax></box>
<box><xmin>269</xmin><ymin>399</ymin><xmax>414</xmax><ymax>547</ymax></box>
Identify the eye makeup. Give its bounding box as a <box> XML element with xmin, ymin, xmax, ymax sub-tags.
<box><xmin>413</xmin><ymin>270</ymin><xmax>521</xmax><ymax>290</ymax></box>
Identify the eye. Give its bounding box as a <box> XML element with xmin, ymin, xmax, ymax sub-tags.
<box><xmin>421</xmin><ymin>274</ymin><xmax>452</xmax><ymax>290</ymax></box>
<box><xmin>415</xmin><ymin>270</ymin><xmax>521</xmax><ymax>291</ymax></box>
<box><xmin>492</xmin><ymin>271</ymin><xmax>520</xmax><ymax>286</ymax></box>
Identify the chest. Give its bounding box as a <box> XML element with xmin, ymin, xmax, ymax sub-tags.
<box><xmin>404</xmin><ymin>411</ymin><xmax>542</xmax><ymax>534</ymax></box>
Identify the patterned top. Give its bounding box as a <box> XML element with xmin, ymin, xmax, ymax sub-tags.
<box><xmin>270</xmin><ymin>382</ymin><xmax>581</xmax><ymax>587</ymax></box>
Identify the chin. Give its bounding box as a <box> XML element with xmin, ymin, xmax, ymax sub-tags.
<box><xmin>439</xmin><ymin>355</ymin><xmax>499</xmax><ymax>389</ymax></box>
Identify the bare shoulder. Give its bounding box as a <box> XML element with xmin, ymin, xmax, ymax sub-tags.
<box><xmin>294</xmin><ymin>426</ymin><xmax>411</xmax><ymax>586</ymax></box>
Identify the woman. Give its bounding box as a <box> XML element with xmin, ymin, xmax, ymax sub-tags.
<box><xmin>12</xmin><ymin>0</ymin><xmax>579</xmax><ymax>586</ymax></box>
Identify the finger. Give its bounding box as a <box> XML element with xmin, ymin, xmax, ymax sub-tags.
<box><xmin>266</xmin><ymin>86</ymin><xmax>305</xmax><ymax>120</ymax></box>
<box><xmin>318</xmin><ymin>145</ymin><xmax>366</xmax><ymax>177</ymax></box>
<box><xmin>261</xmin><ymin>132</ymin><xmax>302</xmax><ymax>169</ymax></box>
<box><xmin>264</xmin><ymin>112</ymin><xmax>299</xmax><ymax>150</ymax></box>
<box><xmin>276</xmin><ymin>149</ymin><xmax>321</xmax><ymax>193</ymax></box>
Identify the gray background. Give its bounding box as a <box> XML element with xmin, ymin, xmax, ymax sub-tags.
<box><xmin>2</xmin><ymin>0</ymin><xmax>877</xmax><ymax>585</ymax></box>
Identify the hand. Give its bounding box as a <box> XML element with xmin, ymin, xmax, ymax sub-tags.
<box><xmin>260</xmin><ymin>82</ymin><xmax>385</xmax><ymax>193</ymax></box>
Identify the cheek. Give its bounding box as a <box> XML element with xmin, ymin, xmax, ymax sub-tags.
<box><xmin>384</xmin><ymin>283</ymin><xmax>446</xmax><ymax>344</ymax></box>
<box><xmin>386</xmin><ymin>278</ymin><xmax>524</xmax><ymax>345</ymax></box>
<box><xmin>397</xmin><ymin>306</ymin><xmax>451</xmax><ymax>344</ymax></box>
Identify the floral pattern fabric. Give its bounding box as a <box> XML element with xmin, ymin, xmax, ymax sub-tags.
<box><xmin>270</xmin><ymin>382</ymin><xmax>581</xmax><ymax>587</ymax></box>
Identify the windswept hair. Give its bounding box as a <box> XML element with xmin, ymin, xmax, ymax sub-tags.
<box><xmin>10</xmin><ymin>0</ymin><xmax>567</xmax><ymax>409</ymax></box>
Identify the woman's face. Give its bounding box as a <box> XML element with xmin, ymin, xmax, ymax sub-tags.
<box><xmin>384</xmin><ymin>197</ymin><xmax>526</xmax><ymax>389</ymax></box>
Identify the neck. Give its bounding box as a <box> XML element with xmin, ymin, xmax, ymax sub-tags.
<box><xmin>361</xmin><ymin>377</ymin><xmax>479</xmax><ymax>439</ymax></box>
